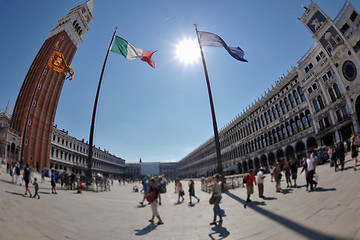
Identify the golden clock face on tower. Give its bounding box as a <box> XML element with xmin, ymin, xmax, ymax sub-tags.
<box><xmin>342</xmin><ymin>60</ymin><xmax>357</xmax><ymax>81</ymax></box>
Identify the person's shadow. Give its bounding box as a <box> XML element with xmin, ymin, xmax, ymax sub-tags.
<box><xmin>134</xmin><ymin>223</ymin><xmax>157</xmax><ymax>235</ymax></box>
<box><xmin>209</xmin><ymin>221</ymin><xmax>230</xmax><ymax>239</ymax></box>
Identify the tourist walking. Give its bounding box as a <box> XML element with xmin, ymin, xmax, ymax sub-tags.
<box><xmin>207</xmin><ymin>174</ymin><xmax>223</xmax><ymax>225</ymax></box>
<box><xmin>146</xmin><ymin>179</ymin><xmax>163</xmax><ymax>225</ymax></box>
<box><xmin>336</xmin><ymin>141</ymin><xmax>345</xmax><ymax>171</ymax></box>
<box><xmin>290</xmin><ymin>158</ymin><xmax>298</xmax><ymax>188</ymax></box>
<box><xmin>188</xmin><ymin>179</ymin><xmax>200</xmax><ymax>204</ymax></box>
<box><xmin>350</xmin><ymin>134</ymin><xmax>359</xmax><ymax>171</ymax></box>
<box><xmin>139</xmin><ymin>178</ymin><xmax>149</xmax><ymax>205</ymax></box>
<box><xmin>244</xmin><ymin>169</ymin><xmax>256</xmax><ymax>202</ymax></box>
<box><xmin>51</xmin><ymin>170</ymin><xmax>57</xmax><ymax>194</ymax></box>
<box><xmin>175</xmin><ymin>178</ymin><xmax>185</xmax><ymax>202</ymax></box>
<box><xmin>284</xmin><ymin>160</ymin><xmax>292</xmax><ymax>188</ymax></box>
<box><xmin>23</xmin><ymin>164</ymin><xmax>32</xmax><ymax>197</ymax></box>
<box><xmin>306</xmin><ymin>152</ymin><xmax>316</xmax><ymax>191</ymax></box>
<box><xmin>256</xmin><ymin>168</ymin><xmax>266</xmax><ymax>198</ymax></box>
<box><xmin>14</xmin><ymin>163</ymin><xmax>22</xmax><ymax>185</ymax></box>
<box><xmin>273</xmin><ymin>162</ymin><xmax>281</xmax><ymax>192</ymax></box>
<box><xmin>32</xmin><ymin>177</ymin><xmax>40</xmax><ymax>199</ymax></box>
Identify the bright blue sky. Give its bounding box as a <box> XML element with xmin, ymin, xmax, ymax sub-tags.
<box><xmin>1</xmin><ymin>1</ymin><xmax>359</xmax><ymax>163</ymax></box>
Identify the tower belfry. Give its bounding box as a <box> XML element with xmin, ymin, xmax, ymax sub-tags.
<box><xmin>10</xmin><ymin>0</ymin><xmax>94</xmax><ymax>169</ymax></box>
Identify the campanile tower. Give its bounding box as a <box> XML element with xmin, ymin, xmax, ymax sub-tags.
<box><xmin>10</xmin><ymin>0</ymin><xmax>94</xmax><ymax>170</ymax></box>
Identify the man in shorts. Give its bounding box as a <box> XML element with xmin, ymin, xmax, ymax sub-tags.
<box><xmin>245</xmin><ymin>169</ymin><xmax>256</xmax><ymax>202</ymax></box>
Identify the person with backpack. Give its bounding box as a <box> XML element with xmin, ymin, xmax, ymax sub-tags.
<box><xmin>244</xmin><ymin>169</ymin><xmax>256</xmax><ymax>202</ymax></box>
<box><xmin>146</xmin><ymin>178</ymin><xmax>163</xmax><ymax>225</ymax></box>
<box><xmin>14</xmin><ymin>162</ymin><xmax>22</xmax><ymax>185</ymax></box>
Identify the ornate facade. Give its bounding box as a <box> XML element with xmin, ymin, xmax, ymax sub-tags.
<box><xmin>178</xmin><ymin>1</ymin><xmax>360</xmax><ymax>178</ymax></box>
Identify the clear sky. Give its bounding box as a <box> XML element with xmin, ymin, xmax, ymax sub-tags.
<box><xmin>1</xmin><ymin>1</ymin><xmax>359</xmax><ymax>163</ymax></box>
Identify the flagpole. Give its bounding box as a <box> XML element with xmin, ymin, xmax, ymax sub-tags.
<box><xmin>86</xmin><ymin>27</ymin><xmax>118</xmax><ymax>185</ymax></box>
<box><xmin>194</xmin><ymin>24</ymin><xmax>223</xmax><ymax>177</ymax></box>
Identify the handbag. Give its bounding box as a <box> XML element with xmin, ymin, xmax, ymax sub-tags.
<box><xmin>180</xmin><ymin>190</ymin><xmax>185</xmax><ymax>196</ymax></box>
<box><xmin>209</xmin><ymin>193</ymin><xmax>215</xmax><ymax>205</ymax></box>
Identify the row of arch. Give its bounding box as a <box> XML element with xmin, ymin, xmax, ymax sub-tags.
<box><xmin>221</xmin><ymin>87</ymin><xmax>307</xmax><ymax>149</ymax></box>
<box><xmin>221</xmin><ymin>110</ymin><xmax>314</xmax><ymax>162</ymax></box>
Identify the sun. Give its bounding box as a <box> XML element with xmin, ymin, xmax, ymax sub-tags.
<box><xmin>175</xmin><ymin>38</ymin><xmax>200</xmax><ymax>65</ymax></box>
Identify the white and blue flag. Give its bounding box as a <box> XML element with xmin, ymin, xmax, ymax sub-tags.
<box><xmin>198</xmin><ymin>31</ymin><xmax>247</xmax><ymax>62</ymax></box>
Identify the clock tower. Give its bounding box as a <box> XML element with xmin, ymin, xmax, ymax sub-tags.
<box><xmin>10</xmin><ymin>0</ymin><xmax>94</xmax><ymax>170</ymax></box>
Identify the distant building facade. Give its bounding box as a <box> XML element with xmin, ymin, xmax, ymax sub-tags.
<box><xmin>50</xmin><ymin>125</ymin><xmax>125</xmax><ymax>178</ymax></box>
<box><xmin>1</xmin><ymin>112</ymin><xmax>125</xmax><ymax>177</ymax></box>
<box><xmin>125</xmin><ymin>162</ymin><xmax>178</xmax><ymax>179</ymax></box>
<box><xmin>178</xmin><ymin>1</ymin><xmax>360</xmax><ymax>178</ymax></box>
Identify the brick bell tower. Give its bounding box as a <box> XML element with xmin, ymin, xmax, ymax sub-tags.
<box><xmin>10</xmin><ymin>0</ymin><xmax>94</xmax><ymax>170</ymax></box>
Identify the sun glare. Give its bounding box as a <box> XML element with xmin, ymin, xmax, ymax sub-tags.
<box><xmin>175</xmin><ymin>38</ymin><xmax>200</xmax><ymax>65</ymax></box>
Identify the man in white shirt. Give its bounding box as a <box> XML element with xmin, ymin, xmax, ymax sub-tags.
<box><xmin>256</xmin><ymin>168</ymin><xmax>266</xmax><ymax>198</ymax></box>
<box><xmin>306</xmin><ymin>152</ymin><xmax>317</xmax><ymax>191</ymax></box>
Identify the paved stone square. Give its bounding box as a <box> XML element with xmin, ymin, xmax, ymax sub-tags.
<box><xmin>0</xmin><ymin>155</ymin><xmax>359</xmax><ymax>240</ymax></box>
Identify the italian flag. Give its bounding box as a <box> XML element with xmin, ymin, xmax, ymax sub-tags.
<box><xmin>111</xmin><ymin>36</ymin><xmax>157</xmax><ymax>68</ymax></box>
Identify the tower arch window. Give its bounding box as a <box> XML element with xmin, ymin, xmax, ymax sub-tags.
<box><xmin>272</xmin><ymin>107</ymin><xmax>277</xmax><ymax>120</ymax></box>
<box><xmin>268</xmin><ymin>110</ymin><xmax>273</xmax><ymax>122</ymax></box>
<box><xmin>280</xmin><ymin>101</ymin><xmax>286</xmax><ymax>114</ymax></box>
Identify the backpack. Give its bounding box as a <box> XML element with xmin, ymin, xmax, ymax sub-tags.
<box><xmin>15</xmin><ymin>166</ymin><xmax>20</xmax><ymax>175</ymax></box>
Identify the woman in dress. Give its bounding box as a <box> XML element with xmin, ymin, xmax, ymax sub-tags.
<box><xmin>175</xmin><ymin>178</ymin><xmax>184</xmax><ymax>202</ymax></box>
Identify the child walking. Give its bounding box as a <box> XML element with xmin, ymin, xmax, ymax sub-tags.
<box><xmin>32</xmin><ymin>177</ymin><xmax>40</xmax><ymax>199</ymax></box>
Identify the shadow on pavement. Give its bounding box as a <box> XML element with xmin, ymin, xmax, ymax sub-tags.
<box><xmin>39</xmin><ymin>192</ymin><xmax>51</xmax><ymax>194</ymax></box>
<box><xmin>314</xmin><ymin>187</ymin><xmax>336</xmax><ymax>192</ymax></box>
<box><xmin>209</xmin><ymin>221</ymin><xmax>230</xmax><ymax>240</ymax></box>
<box><xmin>225</xmin><ymin>191</ymin><xmax>343</xmax><ymax>240</ymax></box>
<box><xmin>263</xmin><ymin>196</ymin><xmax>277</xmax><ymax>200</ymax></box>
<box><xmin>134</xmin><ymin>223</ymin><xmax>158</xmax><ymax>236</ymax></box>
<box><xmin>280</xmin><ymin>188</ymin><xmax>293</xmax><ymax>194</ymax></box>
<box><xmin>5</xmin><ymin>191</ymin><xmax>26</xmax><ymax>197</ymax></box>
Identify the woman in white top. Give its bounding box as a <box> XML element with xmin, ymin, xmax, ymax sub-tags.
<box><xmin>175</xmin><ymin>179</ymin><xmax>184</xmax><ymax>202</ymax></box>
<box><xmin>207</xmin><ymin>174</ymin><xmax>223</xmax><ymax>225</ymax></box>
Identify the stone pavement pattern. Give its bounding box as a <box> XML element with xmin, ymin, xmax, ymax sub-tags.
<box><xmin>0</xmin><ymin>155</ymin><xmax>359</xmax><ymax>240</ymax></box>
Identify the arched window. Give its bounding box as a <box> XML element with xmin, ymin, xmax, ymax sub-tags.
<box><xmin>282</xmin><ymin>125</ymin><xmax>287</xmax><ymax>139</ymax></box>
<box><xmin>301</xmin><ymin>113</ymin><xmax>308</xmax><ymax>129</ymax></box>
<box><xmin>328</xmin><ymin>88</ymin><xmax>336</xmax><ymax>102</ymax></box>
<box><xmin>268</xmin><ymin>110</ymin><xmax>273</xmax><ymax>122</ymax></box>
<box><xmin>277</xmin><ymin>127</ymin><xmax>282</xmax><ymax>141</ymax></box>
<box><xmin>333</xmin><ymin>83</ymin><xmax>341</xmax><ymax>99</ymax></box>
<box><xmin>276</xmin><ymin>104</ymin><xmax>282</xmax><ymax>117</ymax></box>
<box><xmin>293</xmin><ymin>90</ymin><xmax>301</xmax><ymax>105</ymax></box>
<box><xmin>290</xmin><ymin>119</ymin><xmax>297</xmax><ymax>134</ymax></box>
<box><xmin>268</xmin><ymin>131</ymin><xmax>273</xmax><ymax>145</ymax></box>
<box><xmin>254</xmin><ymin>119</ymin><xmax>258</xmax><ymax>131</ymax></box>
<box><xmin>295</xmin><ymin>116</ymin><xmax>302</xmax><ymax>132</ymax></box>
<box><xmin>313</xmin><ymin>98</ymin><xmax>320</xmax><ymax>112</ymax></box>
<box><xmin>284</xmin><ymin>97</ymin><xmax>291</xmax><ymax>111</ymax></box>
<box><xmin>298</xmin><ymin>87</ymin><xmax>306</xmax><ymax>101</ymax></box>
<box><xmin>318</xmin><ymin>96</ymin><xmax>325</xmax><ymax>109</ymax></box>
<box><xmin>257</xmin><ymin>117</ymin><xmax>261</xmax><ymax>129</ymax></box>
<box><xmin>272</xmin><ymin>107</ymin><xmax>277</xmax><ymax>120</ymax></box>
<box><xmin>280</xmin><ymin>100</ymin><xmax>286</xmax><ymax>114</ymax></box>
<box><xmin>289</xmin><ymin>94</ymin><xmax>296</xmax><ymax>108</ymax></box>
<box><xmin>273</xmin><ymin>129</ymin><xmax>278</xmax><ymax>143</ymax></box>
<box><xmin>265</xmin><ymin>133</ymin><xmax>269</xmax><ymax>146</ymax></box>
<box><xmin>306</xmin><ymin>110</ymin><xmax>313</xmax><ymax>127</ymax></box>
<box><xmin>261</xmin><ymin>115</ymin><xmax>266</xmax><ymax>127</ymax></box>
<box><xmin>265</xmin><ymin>112</ymin><xmax>269</xmax><ymax>124</ymax></box>
<box><xmin>286</xmin><ymin>122</ymin><xmax>293</xmax><ymax>136</ymax></box>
